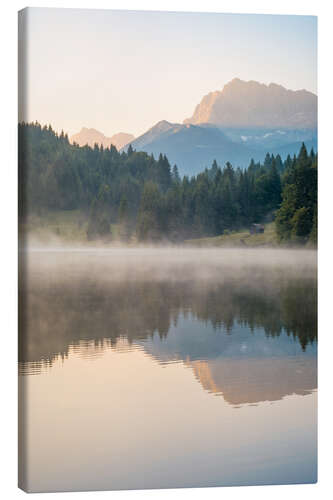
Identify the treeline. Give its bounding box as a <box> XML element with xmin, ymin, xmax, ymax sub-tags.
<box><xmin>276</xmin><ymin>143</ymin><xmax>317</xmax><ymax>244</ymax></box>
<box><xmin>18</xmin><ymin>122</ymin><xmax>317</xmax><ymax>244</ymax></box>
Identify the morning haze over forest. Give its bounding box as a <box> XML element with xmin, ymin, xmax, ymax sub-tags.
<box><xmin>19</xmin><ymin>77</ymin><xmax>317</xmax><ymax>247</ymax></box>
<box><xmin>18</xmin><ymin>8</ymin><xmax>317</xmax><ymax>247</ymax></box>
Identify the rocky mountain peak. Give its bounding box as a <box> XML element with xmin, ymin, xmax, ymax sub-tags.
<box><xmin>184</xmin><ymin>78</ymin><xmax>317</xmax><ymax>128</ymax></box>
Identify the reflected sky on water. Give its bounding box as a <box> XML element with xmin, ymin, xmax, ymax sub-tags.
<box><xmin>19</xmin><ymin>248</ymin><xmax>317</xmax><ymax>492</ymax></box>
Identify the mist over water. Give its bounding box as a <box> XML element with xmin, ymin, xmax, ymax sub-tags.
<box><xmin>19</xmin><ymin>246</ymin><xmax>317</xmax><ymax>491</ymax></box>
<box><xmin>19</xmin><ymin>247</ymin><xmax>317</xmax><ymax>368</ymax></box>
<box><xmin>21</xmin><ymin>244</ymin><xmax>317</xmax><ymax>281</ymax></box>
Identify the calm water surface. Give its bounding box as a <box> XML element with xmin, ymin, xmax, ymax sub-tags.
<box><xmin>19</xmin><ymin>248</ymin><xmax>317</xmax><ymax>492</ymax></box>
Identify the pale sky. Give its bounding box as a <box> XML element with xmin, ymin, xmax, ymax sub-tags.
<box><xmin>20</xmin><ymin>8</ymin><xmax>317</xmax><ymax>138</ymax></box>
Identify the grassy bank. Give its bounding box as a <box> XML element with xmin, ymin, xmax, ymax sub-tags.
<box><xmin>21</xmin><ymin>210</ymin><xmax>88</xmax><ymax>241</ymax></box>
<box><xmin>185</xmin><ymin>223</ymin><xmax>278</xmax><ymax>247</ymax></box>
<box><xmin>21</xmin><ymin>210</ymin><xmax>121</xmax><ymax>242</ymax></box>
<box><xmin>21</xmin><ymin>214</ymin><xmax>315</xmax><ymax>249</ymax></box>
<box><xmin>22</xmin><ymin>211</ymin><xmax>278</xmax><ymax>247</ymax></box>
<box><xmin>21</xmin><ymin>211</ymin><xmax>277</xmax><ymax>247</ymax></box>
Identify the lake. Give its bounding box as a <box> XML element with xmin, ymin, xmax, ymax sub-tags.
<box><xmin>18</xmin><ymin>248</ymin><xmax>317</xmax><ymax>492</ymax></box>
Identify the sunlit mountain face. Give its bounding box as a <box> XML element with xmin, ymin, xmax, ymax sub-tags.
<box><xmin>121</xmin><ymin>79</ymin><xmax>317</xmax><ymax>175</ymax></box>
<box><xmin>184</xmin><ymin>78</ymin><xmax>317</xmax><ymax>129</ymax></box>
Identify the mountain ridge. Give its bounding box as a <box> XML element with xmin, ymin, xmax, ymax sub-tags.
<box><xmin>74</xmin><ymin>78</ymin><xmax>317</xmax><ymax>175</ymax></box>
<box><xmin>122</xmin><ymin>120</ymin><xmax>317</xmax><ymax>175</ymax></box>
<box><xmin>70</xmin><ymin>127</ymin><xmax>134</xmax><ymax>150</ymax></box>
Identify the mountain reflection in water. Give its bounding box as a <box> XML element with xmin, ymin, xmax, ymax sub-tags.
<box><xmin>19</xmin><ymin>248</ymin><xmax>317</xmax><ymax>407</ymax></box>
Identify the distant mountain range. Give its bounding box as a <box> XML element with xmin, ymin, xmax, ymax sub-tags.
<box><xmin>122</xmin><ymin>79</ymin><xmax>317</xmax><ymax>175</ymax></box>
<box><xmin>122</xmin><ymin>121</ymin><xmax>258</xmax><ymax>174</ymax></box>
<box><xmin>70</xmin><ymin>127</ymin><xmax>134</xmax><ymax>150</ymax></box>
<box><xmin>75</xmin><ymin>79</ymin><xmax>318</xmax><ymax>176</ymax></box>
<box><xmin>122</xmin><ymin>120</ymin><xmax>317</xmax><ymax>175</ymax></box>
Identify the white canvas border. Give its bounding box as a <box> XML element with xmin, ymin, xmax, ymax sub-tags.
<box><xmin>0</xmin><ymin>1</ymin><xmax>331</xmax><ymax>499</ymax></box>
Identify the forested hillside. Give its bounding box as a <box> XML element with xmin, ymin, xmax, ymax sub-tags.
<box><xmin>18</xmin><ymin>122</ymin><xmax>317</xmax><ymax>244</ymax></box>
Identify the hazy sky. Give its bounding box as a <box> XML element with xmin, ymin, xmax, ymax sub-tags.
<box><xmin>21</xmin><ymin>8</ymin><xmax>317</xmax><ymax>138</ymax></box>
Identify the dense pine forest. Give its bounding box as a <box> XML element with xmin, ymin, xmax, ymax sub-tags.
<box><xmin>18</xmin><ymin>122</ymin><xmax>317</xmax><ymax>245</ymax></box>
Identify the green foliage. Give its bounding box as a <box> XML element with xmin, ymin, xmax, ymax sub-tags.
<box><xmin>86</xmin><ymin>197</ymin><xmax>111</xmax><ymax>241</ymax></box>
<box><xmin>291</xmin><ymin>207</ymin><xmax>312</xmax><ymax>242</ymax></box>
<box><xmin>19</xmin><ymin>123</ymin><xmax>316</xmax><ymax>245</ymax></box>
<box><xmin>308</xmin><ymin>208</ymin><xmax>317</xmax><ymax>245</ymax></box>
<box><xmin>118</xmin><ymin>195</ymin><xmax>132</xmax><ymax>242</ymax></box>
<box><xmin>275</xmin><ymin>143</ymin><xmax>317</xmax><ymax>245</ymax></box>
<box><xmin>137</xmin><ymin>182</ymin><xmax>162</xmax><ymax>241</ymax></box>
<box><xmin>86</xmin><ymin>184</ymin><xmax>112</xmax><ymax>240</ymax></box>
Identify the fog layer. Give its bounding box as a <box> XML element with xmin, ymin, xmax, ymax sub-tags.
<box><xmin>20</xmin><ymin>247</ymin><xmax>317</xmax><ymax>285</ymax></box>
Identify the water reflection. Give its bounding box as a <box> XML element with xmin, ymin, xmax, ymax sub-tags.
<box><xmin>18</xmin><ymin>249</ymin><xmax>317</xmax><ymax>491</ymax></box>
<box><xmin>19</xmin><ymin>249</ymin><xmax>317</xmax><ymax>406</ymax></box>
